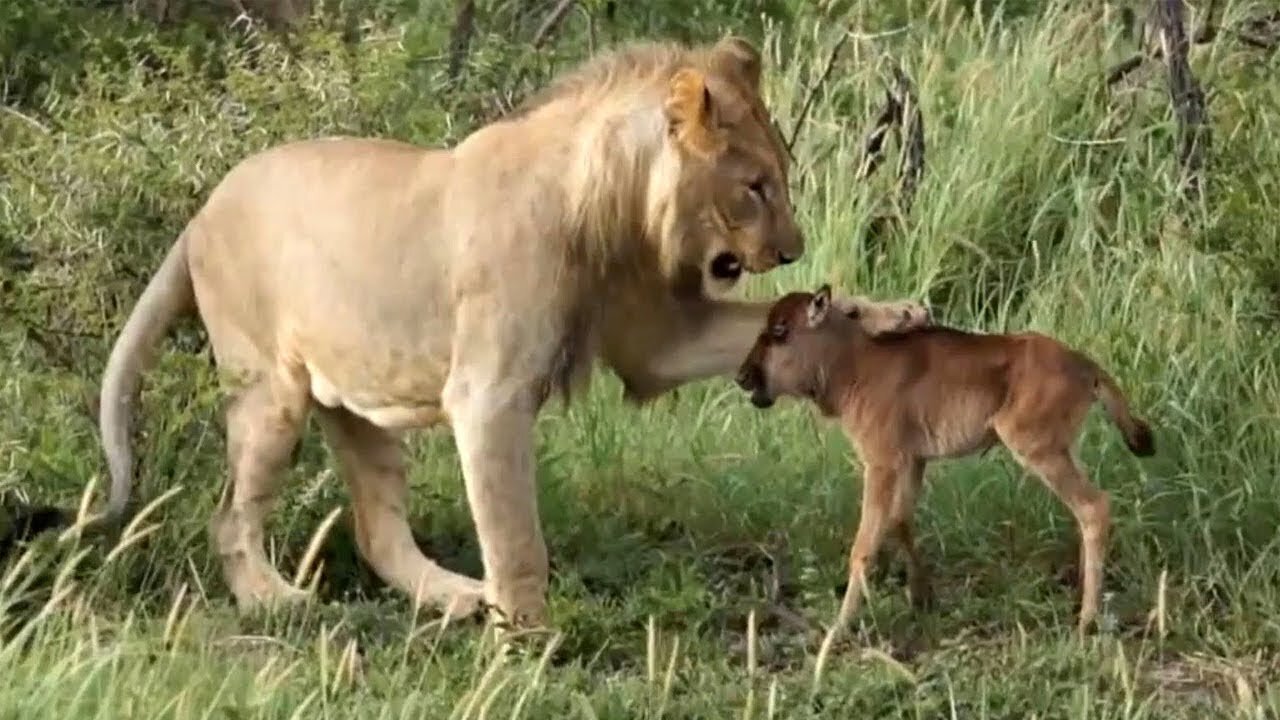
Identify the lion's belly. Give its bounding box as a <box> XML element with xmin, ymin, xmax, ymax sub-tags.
<box><xmin>280</xmin><ymin>314</ymin><xmax>453</xmax><ymax>431</ymax></box>
<box><xmin>305</xmin><ymin>360</ymin><xmax>449</xmax><ymax>430</ymax></box>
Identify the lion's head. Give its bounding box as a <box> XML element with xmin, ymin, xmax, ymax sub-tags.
<box><xmin>530</xmin><ymin>37</ymin><xmax>802</xmax><ymax>298</ymax></box>
<box><xmin>655</xmin><ymin>37</ymin><xmax>803</xmax><ymax>297</ymax></box>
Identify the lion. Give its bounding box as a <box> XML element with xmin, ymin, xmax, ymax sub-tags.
<box><xmin>83</xmin><ymin>37</ymin><xmax>932</xmax><ymax>629</ymax></box>
<box><xmin>735</xmin><ymin>285</ymin><xmax>1154</xmax><ymax>647</ymax></box>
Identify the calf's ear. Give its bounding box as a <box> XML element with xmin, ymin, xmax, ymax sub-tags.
<box><xmin>807</xmin><ymin>284</ymin><xmax>832</xmax><ymax>327</ymax></box>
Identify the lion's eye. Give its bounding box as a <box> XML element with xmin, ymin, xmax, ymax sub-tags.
<box><xmin>748</xmin><ymin>179</ymin><xmax>767</xmax><ymax>200</ymax></box>
<box><xmin>769</xmin><ymin>323</ymin><xmax>787</xmax><ymax>341</ymax></box>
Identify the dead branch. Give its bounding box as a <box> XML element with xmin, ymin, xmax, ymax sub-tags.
<box><xmin>533</xmin><ymin>0</ymin><xmax>577</xmax><ymax>49</ymax></box>
<box><xmin>446</xmin><ymin>0</ymin><xmax>477</xmax><ymax>86</ymax></box>
<box><xmin>1155</xmin><ymin>0</ymin><xmax>1210</xmax><ymax>203</ymax></box>
<box><xmin>1193</xmin><ymin>0</ymin><xmax>1218</xmax><ymax>43</ymax></box>
<box><xmin>1236</xmin><ymin>10</ymin><xmax>1280</xmax><ymax>49</ymax></box>
<box><xmin>772</xmin><ymin>119</ymin><xmax>798</xmax><ymax>166</ymax></box>
<box><xmin>852</xmin><ymin>63</ymin><xmax>924</xmax><ymax>216</ymax></box>
<box><xmin>1105</xmin><ymin>54</ymin><xmax>1146</xmax><ymax>86</ymax></box>
<box><xmin>1109</xmin><ymin>1</ymin><xmax>1277</xmax><ymax>89</ymax></box>
<box><xmin>1119</xmin><ymin>5</ymin><xmax>1138</xmax><ymax>43</ymax></box>
<box><xmin>855</xmin><ymin>85</ymin><xmax>901</xmax><ymax>181</ymax></box>
<box><xmin>893</xmin><ymin>65</ymin><xmax>925</xmax><ymax>212</ymax></box>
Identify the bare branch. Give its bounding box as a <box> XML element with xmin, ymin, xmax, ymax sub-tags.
<box><xmin>1105</xmin><ymin>54</ymin><xmax>1146</xmax><ymax>86</ymax></box>
<box><xmin>1193</xmin><ymin>0</ymin><xmax>1219</xmax><ymax>43</ymax></box>
<box><xmin>446</xmin><ymin>0</ymin><xmax>477</xmax><ymax>86</ymax></box>
<box><xmin>787</xmin><ymin>28</ymin><xmax>853</xmax><ymax>153</ymax></box>
<box><xmin>855</xmin><ymin>84</ymin><xmax>901</xmax><ymax>181</ymax></box>
<box><xmin>1236</xmin><ymin>10</ymin><xmax>1280</xmax><ymax>49</ymax></box>
<box><xmin>772</xmin><ymin>119</ymin><xmax>798</xmax><ymax>166</ymax></box>
<box><xmin>893</xmin><ymin>65</ymin><xmax>925</xmax><ymax>212</ymax></box>
<box><xmin>533</xmin><ymin>0</ymin><xmax>577</xmax><ymax>49</ymax></box>
<box><xmin>1155</xmin><ymin>0</ymin><xmax>1210</xmax><ymax>203</ymax></box>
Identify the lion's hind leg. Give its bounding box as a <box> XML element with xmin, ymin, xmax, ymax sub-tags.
<box><xmin>315</xmin><ymin>406</ymin><xmax>485</xmax><ymax>621</ymax></box>
<box><xmin>210</xmin><ymin>372</ymin><xmax>311</xmax><ymax>611</ymax></box>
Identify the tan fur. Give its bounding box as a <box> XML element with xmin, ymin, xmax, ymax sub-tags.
<box><xmin>91</xmin><ymin>38</ymin><xmax>933</xmax><ymax>628</ymax></box>
<box><xmin>737</xmin><ymin>285</ymin><xmax>1155</xmax><ymax>644</ymax></box>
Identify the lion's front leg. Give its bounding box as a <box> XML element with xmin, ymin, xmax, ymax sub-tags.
<box><xmin>442</xmin><ymin>298</ymin><xmax>552</xmax><ymax>629</ymax></box>
<box><xmin>633</xmin><ymin>293</ymin><xmax>931</xmax><ymax>399</ymax></box>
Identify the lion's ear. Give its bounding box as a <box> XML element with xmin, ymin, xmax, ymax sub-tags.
<box><xmin>665</xmin><ymin>68</ymin><xmax>725</xmax><ymax>156</ymax></box>
<box><xmin>712</xmin><ymin>35</ymin><xmax>762</xmax><ymax>90</ymax></box>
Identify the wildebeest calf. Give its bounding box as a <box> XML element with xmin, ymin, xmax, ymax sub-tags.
<box><xmin>735</xmin><ymin>284</ymin><xmax>1155</xmax><ymax>645</ymax></box>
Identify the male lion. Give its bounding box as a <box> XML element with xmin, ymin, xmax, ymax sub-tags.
<box><xmin>90</xmin><ymin>37</ymin><xmax>931</xmax><ymax>628</ymax></box>
<box><xmin>736</xmin><ymin>285</ymin><xmax>1155</xmax><ymax>646</ymax></box>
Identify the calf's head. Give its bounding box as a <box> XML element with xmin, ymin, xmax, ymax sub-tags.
<box><xmin>735</xmin><ymin>284</ymin><xmax>847</xmax><ymax>409</ymax></box>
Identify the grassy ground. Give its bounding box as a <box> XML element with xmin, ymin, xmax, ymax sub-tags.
<box><xmin>4</xmin><ymin>1</ymin><xmax>1280</xmax><ymax>717</ymax></box>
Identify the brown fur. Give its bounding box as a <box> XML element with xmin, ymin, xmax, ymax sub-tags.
<box><xmin>82</xmin><ymin>37</ymin><xmax>932</xmax><ymax>630</ymax></box>
<box><xmin>737</xmin><ymin>285</ymin><xmax>1155</xmax><ymax>642</ymax></box>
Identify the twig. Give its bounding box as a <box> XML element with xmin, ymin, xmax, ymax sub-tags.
<box><xmin>1155</xmin><ymin>0</ymin><xmax>1210</xmax><ymax>203</ymax></box>
<box><xmin>787</xmin><ymin>27</ymin><xmax>853</xmax><ymax>153</ymax></box>
<box><xmin>446</xmin><ymin>0</ymin><xmax>477</xmax><ymax>86</ymax></box>
<box><xmin>855</xmin><ymin>85</ymin><xmax>901</xmax><ymax>180</ymax></box>
<box><xmin>1236</xmin><ymin>10</ymin><xmax>1280</xmax><ymax>49</ymax></box>
<box><xmin>767</xmin><ymin>602</ymin><xmax>818</xmax><ymax>636</ymax></box>
<box><xmin>1193</xmin><ymin>0</ymin><xmax>1219</xmax><ymax>43</ymax></box>
<box><xmin>533</xmin><ymin>0</ymin><xmax>577</xmax><ymax>49</ymax></box>
<box><xmin>772</xmin><ymin>119</ymin><xmax>797</xmax><ymax>165</ymax></box>
<box><xmin>893</xmin><ymin>64</ymin><xmax>925</xmax><ymax>212</ymax></box>
<box><xmin>1105</xmin><ymin>54</ymin><xmax>1146</xmax><ymax>86</ymax></box>
<box><xmin>1120</xmin><ymin>5</ymin><xmax>1138</xmax><ymax>43</ymax></box>
<box><xmin>760</xmin><ymin>533</ymin><xmax>819</xmax><ymax>638</ymax></box>
<box><xmin>853</xmin><ymin>63</ymin><xmax>924</xmax><ymax>215</ymax></box>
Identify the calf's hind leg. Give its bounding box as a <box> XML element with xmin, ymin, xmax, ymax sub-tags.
<box><xmin>889</xmin><ymin>460</ymin><xmax>933</xmax><ymax>610</ymax></box>
<box><xmin>315</xmin><ymin>407</ymin><xmax>484</xmax><ymax>620</ymax></box>
<box><xmin>1001</xmin><ymin>433</ymin><xmax>1110</xmax><ymax>635</ymax></box>
<box><xmin>209</xmin><ymin>372</ymin><xmax>311</xmax><ymax>611</ymax></box>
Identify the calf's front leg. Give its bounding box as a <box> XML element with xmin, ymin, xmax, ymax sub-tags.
<box><xmin>817</xmin><ymin>462</ymin><xmax>899</xmax><ymax>659</ymax></box>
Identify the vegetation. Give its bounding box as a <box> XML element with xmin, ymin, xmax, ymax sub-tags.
<box><xmin>3</xmin><ymin>0</ymin><xmax>1280</xmax><ymax>716</ymax></box>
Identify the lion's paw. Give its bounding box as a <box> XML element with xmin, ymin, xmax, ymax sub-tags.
<box><xmin>837</xmin><ymin>294</ymin><xmax>933</xmax><ymax>334</ymax></box>
<box><xmin>431</xmin><ymin>574</ymin><xmax>486</xmax><ymax>623</ymax></box>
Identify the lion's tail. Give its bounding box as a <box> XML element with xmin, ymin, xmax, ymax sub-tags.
<box><xmin>97</xmin><ymin>232</ymin><xmax>196</xmax><ymax>528</ymax></box>
<box><xmin>1084</xmin><ymin>355</ymin><xmax>1155</xmax><ymax>458</ymax></box>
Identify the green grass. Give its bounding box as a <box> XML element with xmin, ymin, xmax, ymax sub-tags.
<box><xmin>4</xmin><ymin>0</ymin><xmax>1280</xmax><ymax>717</ymax></box>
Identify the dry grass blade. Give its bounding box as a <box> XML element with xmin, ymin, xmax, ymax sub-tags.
<box><xmin>291</xmin><ymin>505</ymin><xmax>342</xmax><ymax>590</ymax></box>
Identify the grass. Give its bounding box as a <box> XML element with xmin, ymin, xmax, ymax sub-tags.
<box><xmin>3</xmin><ymin>0</ymin><xmax>1280</xmax><ymax>717</ymax></box>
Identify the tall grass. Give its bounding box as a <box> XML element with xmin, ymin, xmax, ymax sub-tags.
<box><xmin>3</xmin><ymin>0</ymin><xmax>1280</xmax><ymax>716</ymax></box>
